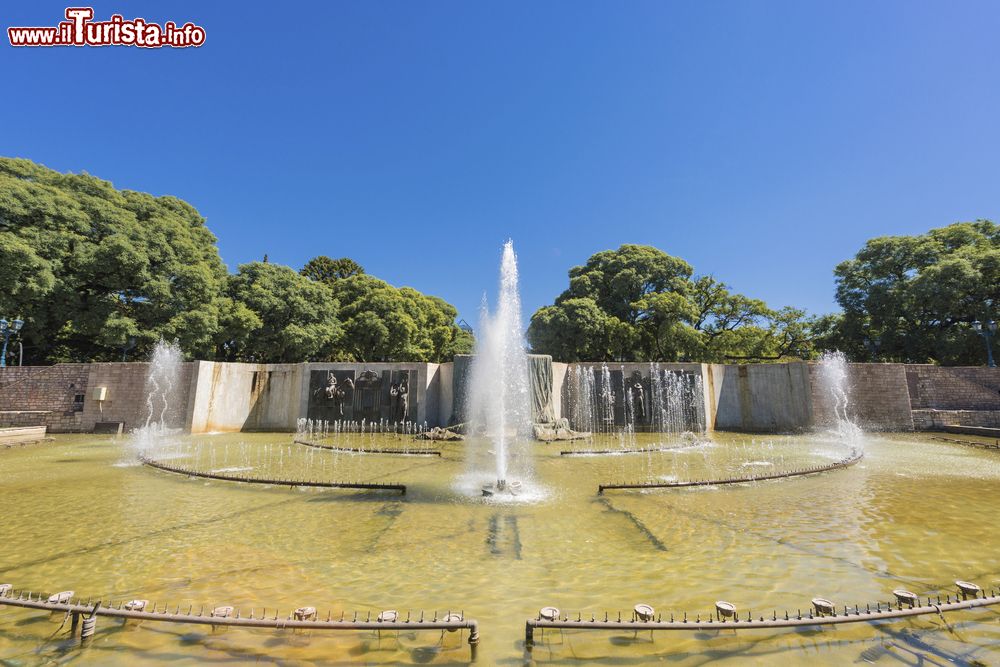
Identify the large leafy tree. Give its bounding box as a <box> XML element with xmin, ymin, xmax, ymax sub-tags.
<box><xmin>300</xmin><ymin>255</ymin><xmax>365</xmax><ymax>282</ymax></box>
<box><xmin>829</xmin><ymin>220</ymin><xmax>999</xmax><ymax>364</ymax></box>
<box><xmin>0</xmin><ymin>157</ymin><xmax>229</xmax><ymax>363</ymax></box>
<box><xmin>224</xmin><ymin>262</ymin><xmax>341</xmax><ymax>362</ymax></box>
<box><xmin>528</xmin><ymin>244</ymin><xmax>814</xmax><ymax>362</ymax></box>
<box><xmin>325</xmin><ymin>273</ymin><xmax>473</xmax><ymax>362</ymax></box>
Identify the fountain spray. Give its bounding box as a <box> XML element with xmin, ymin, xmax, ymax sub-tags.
<box><xmin>467</xmin><ymin>240</ymin><xmax>533</xmax><ymax>495</ymax></box>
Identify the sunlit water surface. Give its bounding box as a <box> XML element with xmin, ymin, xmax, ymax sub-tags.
<box><xmin>1</xmin><ymin>431</ymin><xmax>998</xmax><ymax>665</ymax></box>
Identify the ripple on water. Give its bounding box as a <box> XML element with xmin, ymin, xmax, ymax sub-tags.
<box><xmin>0</xmin><ymin>431</ymin><xmax>997</xmax><ymax>666</ymax></box>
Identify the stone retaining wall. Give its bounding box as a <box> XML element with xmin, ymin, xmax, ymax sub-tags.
<box><xmin>906</xmin><ymin>366</ymin><xmax>1000</xmax><ymax>410</ymax></box>
<box><xmin>3</xmin><ymin>359</ymin><xmax>999</xmax><ymax>434</ymax></box>
<box><xmin>809</xmin><ymin>363</ymin><xmax>914</xmax><ymax>432</ymax></box>
<box><xmin>0</xmin><ymin>364</ymin><xmax>90</xmax><ymax>431</ymax></box>
<box><xmin>912</xmin><ymin>409</ymin><xmax>1000</xmax><ymax>430</ymax></box>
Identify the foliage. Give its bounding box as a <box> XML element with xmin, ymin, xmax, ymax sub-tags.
<box><xmin>224</xmin><ymin>262</ymin><xmax>340</xmax><ymax>362</ymax></box>
<box><xmin>828</xmin><ymin>220</ymin><xmax>999</xmax><ymax>365</ymax></box>
<box><xmin>300</xmin><ymin>255</ymin><xmax>365</xmax><ymax>282</ymax></box>
<box><xmin>0</xmin><ymin>158</ymin><xmax>471</xmax><ymax>364</ymax></box>
<box><xmin>0</xmin><ymin>157</ymin><xmax>229</xmax><ymax>363</ymax></box>
<box><xmin>528</xmin><ymin>245</ymin><xmax>816</xmax><ymax>362</ymax></box>
<box><xmin>326</xmin><ymin>274</ymin><xmax>473</xmax><ymax>362</ymax></box>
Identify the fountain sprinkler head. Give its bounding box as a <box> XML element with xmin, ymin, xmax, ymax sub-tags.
<box><xmin>294</xmin><ymin>606</ymin><xmax>317</xmax><ymax>621</ymax></box>
<box><xmin>893</xmin><ymin>590</ymin><xmax>918</xmax><ymax>607</ymax></box>
<box><xmin>715</xmin><ymin>601</ymin><xmax>736</xmax><ymax>619</ymax></box>
<box><xmin>811</xmin><ymin>598</ymin><xmax>835</xmax><ymax>616</ymax></box>
<box><xmin>956</xmin><ymin>581</ymin><xmax>981</xmax><ymax>599</ymax></box>
<box><xmin>211</xmin><ymin>606</ymin><xmax>234</xmax><ymax>618</ymax></box>
<box><xmin>0</xmin><ymin>584</ymin><xmax>11</xmax><ymax>597</ymax></box>
<box><xmin>124</xmin><ymin>599</ymin><xmax>149</xmax><ymax>612</ymax></box>
<box><xmin>377</xmin><ymin>609</ymin><xmax>398</xmax><ymax>623</ymax></box>
<box><xmin>443</xmin><ymin>612</ymin><xmax>464</xmax><ymax>630</ymax></box>
<box><xmin>633</xmin><ymin>604</ymin><xmax>655</xmax><ymax>621</ymax></box>
<box><xmin>483</xmin><ymin>479</ymin><xmax>522</xmax><ymax>497</ymax></box>
<box><xmin>48</xmin><ymin>591</ymin><xmax>74</xmax><ymax>604</ymax></box>
<box><xmin>539</xmin><ymin>606</ymin><xmax>559</xmax><ymax>621</ymax></box>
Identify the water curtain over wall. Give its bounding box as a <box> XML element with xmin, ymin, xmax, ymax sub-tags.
<box><xmin>566</xmin><ymin>363</ymin><xmax>706</xmax><ymax>434</ymax></box>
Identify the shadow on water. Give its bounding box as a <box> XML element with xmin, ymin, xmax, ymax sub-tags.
<box><xmin>594</xmin><ymin>498</ymin><xmax>668</xmax><ymax>552</ymax></box>
<box><xmin>0</xmin><ymin>495</ymin><xmax>303</xmax><ymax>572</ymax></box>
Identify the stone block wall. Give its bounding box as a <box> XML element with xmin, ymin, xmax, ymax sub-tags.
<box><xmin>809</xmin><ymin>363</ymin><xmax>914</xmax><ymax>431</ymax></box>
<box><xmin>0</xmin><ymin>362</ymin><xmax>194</xmax><ymax>433</ymax></box>
<box><xmin>4</xmin><ymin>358</ymin><xmax>1000</xmax><ymax>434</ymax></box>
<box><xmin>0</xmin><ymin>364</ymin><xmax>90</xmax><ymax>431</ymax></box>
<box><xmin>905</xmin><ymin>366</ymin><xmax>1000</xmax><ymax>410</ymax></box>
<box><xmin>912</xmin><ymin>409</ymin><xmax>1000</xmax><ymax>430</ymax></box>
<box><xmin>85</xmin><ymin>362</ymin><xmax>194</xmax><ymax>432</ymax></box>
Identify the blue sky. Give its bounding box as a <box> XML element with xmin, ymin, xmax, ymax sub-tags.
<box><xmin>3</xmin><ymin>1</ymin><xmax>998</xmax><ymax>325</ymax></box>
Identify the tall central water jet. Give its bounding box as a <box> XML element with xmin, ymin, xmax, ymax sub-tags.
<box><xmin>467</xmin><ymin>240</ymin><xmax>533</xmax><ymax>495</ymax></box>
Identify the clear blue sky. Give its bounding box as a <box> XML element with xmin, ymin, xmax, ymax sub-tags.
<box><xmin>3</xmin><ymin>1</ymin><xmax>998</xmax><ymax>324</ymax></box>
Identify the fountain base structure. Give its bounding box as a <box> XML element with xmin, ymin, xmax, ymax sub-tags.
<box><xmin>533</xmin><ymin>419</ymin><xmax>590</xmax><ymax>442</ymax></box>
<box><xmin>481</xmin><ymin>479</ymin><xmax>523</xmax><ymax>497</ymax></box>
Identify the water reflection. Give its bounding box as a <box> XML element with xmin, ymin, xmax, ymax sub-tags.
<box><xmin>0</xmin><ymin>431</ymin><xmax>997</xmax><ymax>665</ymax></box>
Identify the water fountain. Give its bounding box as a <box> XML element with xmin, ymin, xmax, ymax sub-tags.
<box><xmin>466</xmin><ymin>240</ymin><xmax>534</xmax><ymax>497</ymax></box>
<box><xmin>129</xmin><ymin>340</ymin><xmax>184</xmax><ymax>459</ymax></box>
<box><xmin>565</xmin><ymin>363</ymin><xmax>706</xmax><ymax>436</ymax></box>
<box><xmin>816</xmin><ymin>350</ymin><xmax>864</xmax><ymax>448</ymax></box>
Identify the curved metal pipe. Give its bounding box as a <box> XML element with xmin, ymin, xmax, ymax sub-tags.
<box><xmin>599</xmin><ymin>448</ymin><xmax>863</xmax><ymax>494</ymax></box>
<box><xmin>140</xmin><ymin>456</ymin><xmax>406</xmax><ymax>494</ymax></box>
<box><xmin>293</xmin><ymin>438</ymin><xmax>441</xmax><ymax>457</ymax></box>
<box><xmin>0</xmin><ymin>587</ymin><xmax>476</xmax><ymax>658</ymax></box>
<box><xmin>524</xmin><ymin>590</ymin><xmax>1000</xmax><ymax>648</ymax></box>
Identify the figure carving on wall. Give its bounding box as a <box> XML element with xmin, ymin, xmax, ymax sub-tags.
<box><xmin>629</xmin><ymin>371</ymin><xmax>646</xmax><ymax>421</ymax></box>
<box><xmin>356</xmin><ymin>370</ymin><xmax>380</xmax><ymax>386</ymax></box>
<box><xmin>390</xmin><ymin>379</ymin><xmax>409</xmax><ymax>420</ymax></box>
<box><xmin>318</xmin><ymin>373</ymin><xmax>354</xmax><ymax>416</ymax></box>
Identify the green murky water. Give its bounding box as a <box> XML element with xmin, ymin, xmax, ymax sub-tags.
<box><xmin>1</xmin><ymin>431</ymin><xmax>998</xmax><ymax>665</ymax></box>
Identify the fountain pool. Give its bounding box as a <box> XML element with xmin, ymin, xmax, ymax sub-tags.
<box><xmin>1</xmin><ymin>430</ymin><xmax>998</xmax><ymax>665</ymax></box>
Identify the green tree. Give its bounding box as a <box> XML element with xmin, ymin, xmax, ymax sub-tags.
<box><xmin>0</xmin><ymin>157</ymin><xmax>229</xmax><ymax>363</ymax></box>
<box><xmin>329</xmin><ymin>274</ymin><xmax>472</xmax><ymax>362</ymax></box>
<box><xmin>529</xmin><ymin>245</ymin><xmax>815</xmax><ymax>362</ymax></box>
<box><xmin>832</xmin><ymin>220</ymin><xmax>999</xmax><ymax>364</ymax></box>
<box><xmin>301</xmin><ymin>256</ymin><xmax>365</xmax><ymax>283</ymax></box>
<box><xmin>528</xmin><ymin>298</ymin><xmax>619</xmax><ymax>362</ymax></box>
<box><xmin>225</xmin><ymin>262</ymin><xmax>341</xmax><ymax>362</ymax></box>
<box><xmin>558</xmin><ymin>244</ymin><xmax>693</xmax><ymax>324</ymax></box>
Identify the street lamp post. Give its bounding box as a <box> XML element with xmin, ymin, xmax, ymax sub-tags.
<box><xmin>0</xmin><ymin>318</ymin><xmax>24</xmax><ymax>368</ymax></box>
<box><xmin>972</xmin><ymin>320</ymin><xmax>997</xmax><ymax>368</ymax></box>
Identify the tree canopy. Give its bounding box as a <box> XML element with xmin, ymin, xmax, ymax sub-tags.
<box><xmin>300</xmin><ymin>255</ymin><xmax>365</xmax><ymax>282</ymax></box>
<box><xmin>223</xmin><ymin>262</ymin><xmax>340</xmax><ymax>362</ymax></box>
<box><xmin>326</xmin><ymin>273</ymin><xmax>473</xmax><ymax>362</ymax></box>
<box><xmin>528</xmin><ymin>244</ymin><xmax>814</xmax><ymax>362</ymax></box>
<box><xmin>0</xmin><ymin>157</ymin><xmax>229</xmax><ymax>363</ymax></box>
<box><xmin>0</xmin><ymin>157</ymin><xmax>470</xmax><ymax>364</ymax></box>
<box><xmin>821</xmin><ymin>220</ymin><xmax>999</xmax><ymax>365</ymax></box>
<box><xmin>7</xmin><ymin>159</ymin><xmax>993</xmax><ymax>368</ymax></box>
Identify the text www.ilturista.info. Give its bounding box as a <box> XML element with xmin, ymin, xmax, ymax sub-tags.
<box><xmin>8</xmin><ymin>7</ymin><xmax>205</xmax><ymax>48</ymax></box>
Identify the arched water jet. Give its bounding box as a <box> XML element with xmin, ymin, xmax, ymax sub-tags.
<box><xmin>128</xmin><ymin>340</ymin><xmax>184</xmax><ymax>460</ymax></box>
